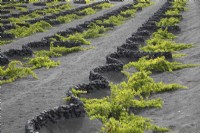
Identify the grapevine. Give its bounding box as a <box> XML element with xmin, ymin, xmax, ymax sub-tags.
<box><xmin>0</xmin><ymin>61</ymin><xmax>38</xmax><ymax>85</ymax></box>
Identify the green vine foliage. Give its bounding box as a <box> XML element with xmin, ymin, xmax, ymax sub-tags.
<box><xmin>104</xmin><ymin>15</ymin><xmax>126</xmax><ymax>26</ymax></box>
<box><xmin>82</xmin><ymin>23</ymin><xmax>109</xmax><ymax>39</ymax></box>
<box><xmin>16</xmin><ymin>7</ymin><xmax>27</xmax><ymax>12</ymax></box>
<box><xmin>46</xmin><ymin>1</ymin><xmax>59</xmax><ymax>6</ymax></box>
<box><xmin>66</xmin><ymin>33</ymin><xmax>91</xmax><ymax>45</ymax></box>
<box><xmin>79</xmin><ymin>7</ymin><xmax>96</xmax><ymax>15</ymax></box>
<box><xmin>57</xmin><ymin>14</ymin><xmax>80</xmax><ymax>23</ymax></box>
<box><xmin>120</xmin><ymin>9</ymin><xmax>136</xmax><ymax>17</ymax></box>
<box><xmin>141</xmin><ymin>37</ymin><xmax>192</xmax><ymax>52</ymax></box>
<box><xmin>35</xmin><ymin>50</ymin><xmax>62</xmax><ymax>57</ymax></box>
<box><xmin>54</xmin><ymin>33</ymin><xmax>91</xmax><ymax>45</ymax></box>
<box><xmin>7</xmin><ymin>21</ymin><xmax>52</xmax><ymax>38</ymax></box>
<box><xmin>165</xmin><ymin>9</ymin><xmax>180</xmax><ymax>15</ymax></box>
<box><xmin>156</xmin><ymin>17</ymin><xmax>181</xmax><ymax>27</ymax></box>
<box><xmin>152</xmin><ymin>28</ymin><xmax>177</xmax><ymax>40</ymax></box>
<box><xmin>0</xmin><ymin>40</ymin><xmax>12</xmax><ymax>46</ymax></box>
<box><xmin>172</xmin><ymin>0</ymin><xmax>187</xmax><ymax>10</ymax></box>
<box><xmin>71</xmin><ymin>88</ymin><xmax>87</xmax><ymax>97</ymax></box>
<box><xmin>36</xmin><ymin>3</ymin><xmax>72</xmax><ymax>15</ymax></box>
<box><xmin>101</xmin><ymin>113</ymin><xmax>168</xmax><ymax>133</ymax></box>
<box><xmin>25</xmin><ymin>56</ymin><xmax>60</xmax><ymax>69</ymax></box>
<box><xmin>123</xmin><ymin>56</ymin><xmax>199</xmax><ymax>72</ymax></box>
<box><xmin>0</xmin><ymin>61</ymin><xmax>38</xmax><ymax>85</ymax></box>
<box><xmin>134</xmin><ymin>0</ymin><xmax>153</xmax><ymax>9</ymax></box>
<box><xmin>172</xmin><ymin>53</ymin><xmax>187</xmax><ymax>58</ymax></box>
<box><xmin>9</xmin><ymin>12</ymin><xmax>42</xmax><ymax>23</ymax></box>
<box><xmin>122</xmin><ymin>71</ymin><xmax>186</xmax><ymax>97</ymax></box>
<box><xmin>96</xmin><ymin>3</ymin><xmax>113</xmax><ymax>9</ymax></box>
<box><xmin>51</xmin><ymin>46</ymin><xmax>84</xmax><ymax>56</ymax></box>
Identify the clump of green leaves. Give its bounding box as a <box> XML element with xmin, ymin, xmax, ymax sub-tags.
<box><xmin>124</xmin><ymin>56</ymin><xmax>198</xmax><ymax>72</ymax></box>
<box><xmin>156</xmin><ymin>17</ymin><xmax>180</xmax><ymax>27</ymax></box>
<box><xmin>46</xmin><ymin>1</ymin><xmax>59</xmax><ymax>6</ymax></box>
<box><xmin>16</xmin><ymin>7</ymin><xmax>27</xmax><ymax>12</ymax></box>
<box><xmin>9</xmin><ymin>12</ymin><xmax>42</xmax><ymax>23</ymax></box>
<box><xmin>120</xmin><ymin>9</ymin><xmax>136</xmax><ymax>17</ymax></box>
<box><xmin>104</xmin><ymin>15</ymin><xmax>126</xmax><ymax>26</ymax></box>
<box><xmin>66</xmin><ymin>33</ymin><xmax>91</xmax><ymax>45</ymax></box>
<box><xmin>54</xmin><ymin>34</ymin><xmax>91</xmax><ymax>45</ymax></box>
<box><xmin>172</xmin><ymin>53</ymin><xmax>187</xmax><ymax>58</ymax></box>
<box><xmin>79</xmin><ymin>7</ymin><xmax>96</xmax><ymax>15</ymax></box>
<box><xmin>141</xmin><ymin>38</ymin><xmax>193</xmax><ymax>52</ymax></box>
<box><xmin>101</xmin><ymin>113</ymin><xmax>168</xmax><ymax>133</ymax></box>
<box><xmin>96</xmin><ymin>3</ymin><xmax>113</xmax><ymax>9</ymax></box>
<box><xmin>59</xmin><ymin>3</ymin><xmax>73</xmax><ymax>10</ymax></box>
<box><xmin>25</xmin><ymin>56</ymin><xmax>60</xmax><ymax>69</ymax></box>
<box><xmin>57</xmin><ymin>14</ymin><xmax>79</xmax><ymax>23</ymax></box>
<box><xmin>51</xmin><ymin>46</ymin><xmax>84</xmax><ymax>56</ymax></box>
<box><xmin>0</xmin><ymin>40</ymin><xmax>12</xmax><ymax>45</ymax></box>
<box><xmin>165</xmin><ymin>9</ymin><xmax>180</xmax><ymax>15</ymax></box>
<box><xmin>134</xmin><ymin>0</ymin><xmax>153</xmax><ymax>9</ymax></box>
<box><xmin>35</xmin><ymin>50</ymin><xmax>62</xmax><ymax>57</ymax></box>
<box><xmin>152</xmin><ymin>28</ymin><xmax>176</xmax><ymax>40</ymax></box>
<box><xmin>35</xmin><ymin>43</ymin><xmax>93</xmax><ymax>58</ymax></box>
<box><xmin>6</xmin><ymin>21</ymin><xmax>52</xmax><ymax>38</ymax></box>
<box><xmin>0</xmin><ymin>61</ymin><xmax>38</xmax><ymax>85</ymax></box>
<box><xmin>82</xmin><ymin>23</ymin><xmax>109</xmax><ymax>39</ymax></box>
<box><xmin>172</xmin><ymin>0</ymin><xmax>187</xmax><ymax>10</ymax></box>
<box><xmin>121</xmin><ymin>71</ymin><xmax>186</xmax><ymax>97</ymax></box>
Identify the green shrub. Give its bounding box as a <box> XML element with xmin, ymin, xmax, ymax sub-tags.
<box><xmin>101</xmin><ymin>113</ymin><xmax>169</xmax><ymax>133</ymax></box>
<box><xmin>57</xmin><ymin>14</ymin><xmax>79</xmax><ymax>23</ymax></box>
<box><xmin>134</xmin><ymin>0</ymin><xmax>153</xmax><ymax>9</ymax></box>
<box><xmin>96</xmin><ymin>3</ymin><xmax>113</xmax><ymax>9</ymax></box>
<box><xmin>152</xmin><ymin>28</ymin><xmax>176</xmax><ymax>40</ymax></box>
<box><xmin>25</xmin><ymin>56</ymin><xmax>60</xmax><ymax>69</ymax></box>
<box><xmin>82</xmin><ymin>23</ymin><xmax>109</xmax><ymax>39</ymax></box>
<box><xmin>173</xmin><ymin>0</ymin><xmax>187</xmax><ymax>10</ymax></box>
<box><xmin>172</xmin><ymin>53</ymin><xmax>187</xmax><ymax>58</ymax></box>
<box><xmin>6</xmin><ymin>21</ymin><xmax>51</xmax><ymax>38</ymax></box>
<box><xmin>124</xmin><ymin>56</ymin><xmax>198</xmax><ymax>72</ymax></box>
<box><xmin>0</xmin><ymin>61</ymin><xmax>38</xmax><ymax>85</ymax></box>
<box><xmin>165</xmin><ymin>9</ymin><xmax>180</xmax><ymax>15</ymax></box>
<box><xmin>156</xmin><ymin>17</ymin><xmax>180</xmax><ymax>27</ymax></box>
<box><xmin>0</xmin><ymin>40</ymin><xmax>12</xmax><ymax>45</ymax></box>
<box><xmin>141</xmin><ymin>38</ymin><xmax>192</xmax><ymax>52</ymax></box>
<box><xmin>66</xmin><ymin>33</ymin><xmax>91</xmax><ymax>45</ymax></box>
<box><xmin>104</xmin><ymin>15</ymin><xmax>126</xmax><ymax>26</ymax></box>
<box><xmin>120</xmin><ymin>9</ymin><xmax>136</xmax><ymax>17</ymax></box>
<box><xmin>35</xmin><ymin>50</ymin><xmax>62</xmax><ymax>57</ymax></box>
<box><xmin>79</xmin><ymin>7</ymin><xmax>96</xmax><ymax>15</ymax></box>
<box><xmin>16</xmin><ymin>7</ymin><xmax>27</xmax><ymax>12</ymax></box>
<box><xmin>51</xmin><ymin>46</ymin><xmax>84</xmax><ymax>55</ymax></box>
<box><xmin>9</xmin><ymin>12</ymin><xmax>42</xmax><ymax>23</ymax></box>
